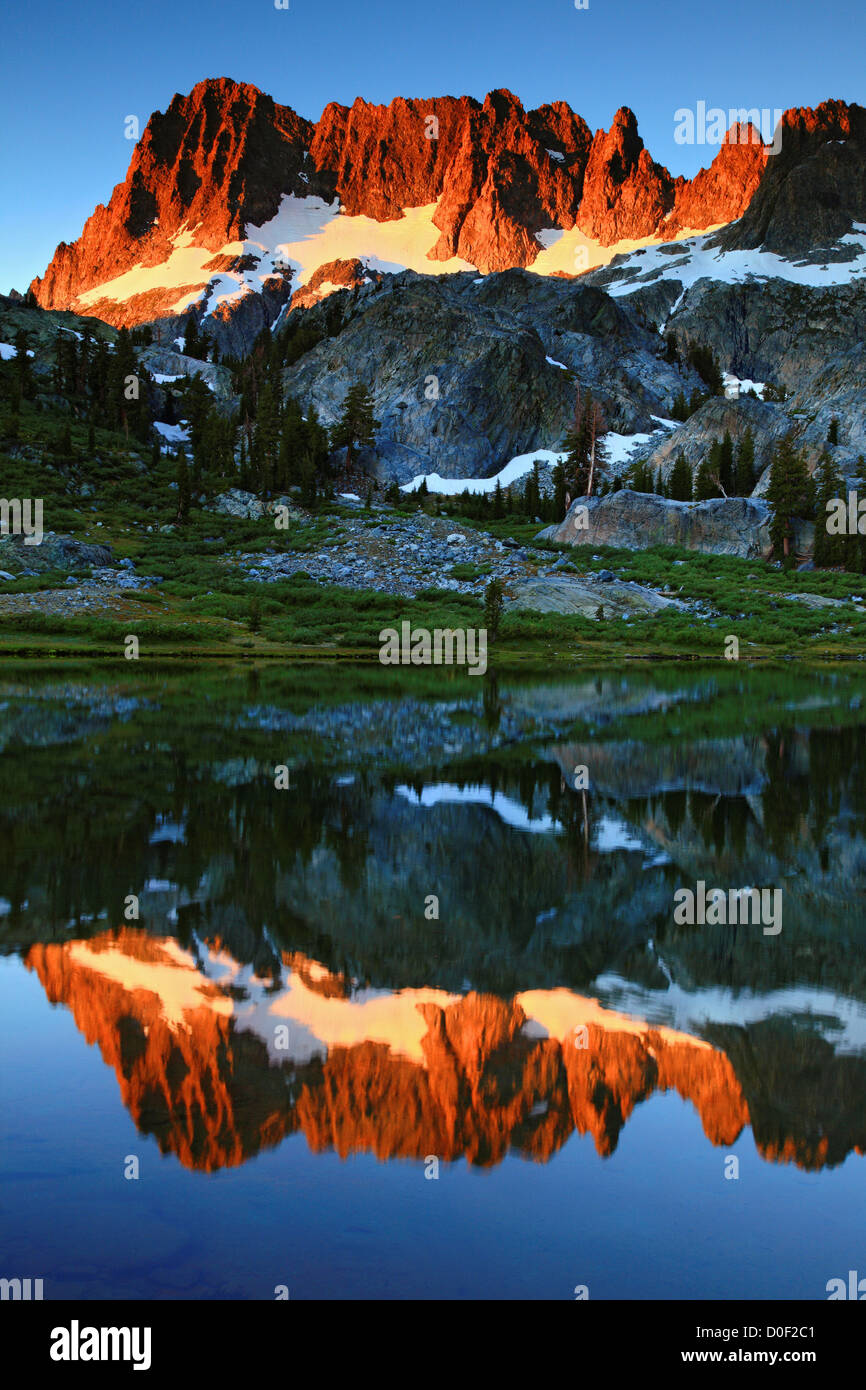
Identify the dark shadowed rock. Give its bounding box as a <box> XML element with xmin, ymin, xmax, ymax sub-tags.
<box><xmin>717</xmin><ymin>100</ymin><xmax>866</xmax><ymax>259</ymax></box>
<box><xmin>638</xmin><ymin>396</ymin><xmax>791</xmax><ymax>485</ymax></box>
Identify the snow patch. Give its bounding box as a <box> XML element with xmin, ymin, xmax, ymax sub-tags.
<box><xmin>605</xmin><ymin>225</ymin><xmax>866</xmax><ymax>300</ymax></box>
<box><xmin>74</xmin><ymin>198</ymin><xmax>475</xmax><ymax>320</ymax></box>
<box><xmin>153</xmin><ymin>421</ymin><xmax>191</xmax><ymax>445</ymax></box>
<box><xmin>604</xmin><ymin>430</ymin><xmax>657</xmax><ymax>467</ymax></box>
<box><xmin>530</xmin><ymin>224</ymin><xmax>727</xmax><ymax>278</ymax></box>
<box><xmin>723</xmin><ymin>372</ymin><xmax>766</xmax><ymax>400</ymax></box>
<box><xmin>397</xmin><ymin>784</ymin><xmax>560</xmax><ymax>835</ymax></box>
<box><xmin>401</xmin><ymin>448</ymin><xmax>567</xmax><ymax>496</ymax></box>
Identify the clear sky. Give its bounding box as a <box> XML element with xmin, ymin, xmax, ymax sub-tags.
<box><xmin>2</xmin><ymin>0</ymin><xmax>863</xmax><ymax>294</ymax></box>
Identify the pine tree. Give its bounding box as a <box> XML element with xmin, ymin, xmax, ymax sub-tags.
<box><xmin>531</xmin><ymin>460</ymin><xmax>542</xmax><ymax>518</ymax></box>
<box><xmin>668</xmin><ymin>453</ymin><xmax>693</xmax><ymax>502</ymax></box>
<box><xmin>671</xmin><ymin>390</ymin><xmax>689</xmax><ymax>422</ymax></box>
<box><xmin>483</xmin><ymin>579</ymin><xmax>505</xmax><ymax>641</ymax></box>
<box><xmin>277</xmin><ymin>398</ymin><xmax>306</xmax><ymax>489</ymax></box>
<box><xmin>694</xmin><ymin>456</ymin><xmax>718</xmax><ymax>501</ymax></box>
<box><xmin>182</xmin><ymin>315</ymin><xmax>202</xmax><ymax>359</ymax></box>
<box><xmin>735</xmin><ymin>427</ymin><xmax>756</xmax><ymax>496</ymax></box>
<box><xmin>630</xmin><ymin>461</ymin><xmax>653</xmax><ymax>493</ymax></box>
<box><xmin>766</xmin><ymin>433</ymin><xmax>815</xmax><ymax>560</ymax></box>
<box><xmin>176</xmin><ymin>448</ymin><xmax>191</xmax><ymax>523</ymax></box>
<box><xmin>14</xmin><ymin>330</ymin><xmax>35</xmax><ymax>399</ymax></box>
<box><xmin>562</xmin><ymin>387</ymin><xmax>606</xmax><ymax>498</ymax></box>
<box><xmin>493</xmin><ymin>479</ymin><xmax>504</xmax><ymax>518</ymax></box>
<box><xmin>331</xmin><ymin>382</ymin><xmax>379</xmax><ymax>473</ymax></box>
<box><xmin>687</xmin><ymin>340</ymin><xmax>724</xmax><ymax>395</ymax></box>
<box><xmin>827</xmin><ymin>417</ymin><xmax>840</xmax><ymax>446</ymax></box>
<box><xmin>304</xmin><ymin>404</ymin><xmax>332</xmax><ymax>491</ymax></box>
<box><xmin>812</xmin><ymin>450</ymin><xmax>846</xmax><ymax>568</ymax></box>
<box><xmin>253</xmin><ymin>380</ymin><xmax>280</xmax><ymax>495</ymax></box>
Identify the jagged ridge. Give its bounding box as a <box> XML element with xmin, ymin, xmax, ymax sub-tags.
<box><xmin>30</xmin><ymin>77</ymin><xmax>769</xmax><ymax>328</ymax></box>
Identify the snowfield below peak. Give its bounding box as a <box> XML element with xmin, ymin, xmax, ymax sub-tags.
<box><xmin>597</xmin><ymin>223</ymin><xmax>866</xmax><ymax>299</ymax></box>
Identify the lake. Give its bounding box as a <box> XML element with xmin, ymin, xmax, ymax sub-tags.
<box><xmin>1</xmin><ymin>663</ymin><xmax>865</xmax><ymax>1300</ymax></box>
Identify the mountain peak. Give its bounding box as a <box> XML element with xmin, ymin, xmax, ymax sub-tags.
<box><xmin>30</xmin><ymin>83</ymin><xmax>857</xmax><ymax>344</ymax></box>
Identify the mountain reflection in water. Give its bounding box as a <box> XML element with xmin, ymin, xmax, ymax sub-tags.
<box><xmin>27</xmin><ymin>932</ymin><xmax>751</xmax><ymax>1171</ymax></box>
<box><xmin>3</xmin><ymin>666</ymin><xmax>866</xmax><ymax>1298</ymax></box>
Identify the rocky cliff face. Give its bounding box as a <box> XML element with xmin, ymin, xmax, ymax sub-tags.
<box><xmin>30</xmin><ymin>77</ymin><xmax>777</xmax><ymax>334</ymax></box>
<box><xmin>717</xmin><ymin>100</ymin><xmax>866</xmax><ymax>259</ymax></box>
<box><xmin>32</xmin><ymin>79</ymin><xmax>332</xmax><ymax>327</ymax></box>
<box><xmin>279</xmin><ymin>268</ymin><xmax>694</xmax><ymax>481</ymax></box>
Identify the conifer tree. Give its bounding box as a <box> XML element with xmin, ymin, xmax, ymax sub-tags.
<box><xmin>253</xmin><ymin>380</ymin><xmax>281</xmax><ymax>495</ymax></box>
<box><xmin>766</xmin><ymin>433</ymin><xmax>815</xmax><ymax>559</ymax></box>
<box><xmin>735</xmin><ymin>427</ymin><xmax>756</xmax><ymax>495</ymax></box>
<box><xmin>671</xmin><ymin>390</ymin><xmax>689</xmax><ymax>422</ymax></box>
<box><xmin>182</xmin><ymin>314</ymin><xmax>202</xmax><ymax>359</ymax></box>
<box><xmin>813</xmin><ymin>450</ymin><xmax>846</xmax><ymax>568</ymax></box>
<box><xmin>562</xmin><ymin>386</ymin><xmax>606</xmax><ymax>497</ymax></box>
<box><xmin>277</xmin><ymin>398</ymin><xmax>306</xmax><ymax>489</ymax></box>
<box><xmin>304</xmin><ymin>404</ymin><xmax>332</xmax><ymax>491</ymax></box>
<box><xmin>694</xmin><ymin>455</ymin><xmax>719</xmax><ymax>501</ymax></box>
<box><xmin>176</xmin><ymin>447</ymin><xmax>191</xmax><ymax>523</ymax></box>
<box><xmin>331</xmin><ymin>382</ymin><xmax>379</xmax><ymax>472</ymax></box>
<box><xmin>531</xmin><ymin>460</ymin><xmax>542</xmax><ymax>518</ymax></box>
<box><xmin>14</xmin><ymin>330</ymin><xmax>35</xmax><ymax>399</ymax></box>
<box><xmin>687</xmin><ymin>340</ymin><xmax>724</xmax><ymax>395</ymax></box>
<box><xmin>630</xmin><ymin>461</ymin><xmax>653</xmax><ymax>493</ymax></box>
<box><xmin>552</xmin><ymin>461</ymin><xmax>567</xmax><ymax>519</ymax></box>
<box><xmin>668</xmin><ymin>452</ymin><xmax>693</xmax><ymax>501</ymax></box>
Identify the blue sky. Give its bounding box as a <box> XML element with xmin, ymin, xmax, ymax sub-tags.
<box><xmin>2</xmin><ymin>0</ymin><xmax>863</xmax><ymax>293</ymax></box>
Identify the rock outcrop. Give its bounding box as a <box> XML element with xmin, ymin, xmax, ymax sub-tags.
<box><xmin>510</xmin><ymin>574</ymin><xmax>685</xmax><ymax>617</ymax></box>
<box><xmin>539</xmin><ymin>488</ymin><xmax>812</xmax><ymax>561</ymax></box>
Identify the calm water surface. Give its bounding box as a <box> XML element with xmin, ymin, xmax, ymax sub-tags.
<box><xmin>1</xmin><ymin>665</ymin><xmax>865</xmax><ymax>1299</ymax></box>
